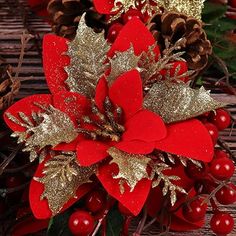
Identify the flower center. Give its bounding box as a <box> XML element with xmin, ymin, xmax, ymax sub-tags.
<box><xmin>78</xmin><ymin>97</ymin><xmax>125</xmax><ymax>142</ymax></box>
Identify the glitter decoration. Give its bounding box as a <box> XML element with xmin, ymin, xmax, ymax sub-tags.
<box><xmin>144</xmin><ymin>80</ymin><xmax>225</xmax><ymax>123</ymax></box>
<box><xmin>108</xmin><ymin>147</ymin><xmax>151</xmax><ymax>194</ymax></box>
<box><xmin>108</xmin><ymin>46</ymin><xmax>141</xmax><ymax>85</ymax></box>
<box><xmin>6</xmin><ymin>105</ymin><xmax>78</xmax><ymax>162</ymax></box>
<box><xmin>34</xmin><ymin>153</ymin><xmax>97</xmax><ymax>215</ymax></box>
<box><xmin>65</xmin><ymin>14</ymin><xmax>110</xmax><ymax>97</ymax></box>
<box><xmin>153</xmin><ymin>0</ymin><xmax>206</xmax><ymax>19</ymax></box>
<box><xmin>150</xmin><ymin>161</ymin><xmax>187</xmax><ymax>206</ymax></box>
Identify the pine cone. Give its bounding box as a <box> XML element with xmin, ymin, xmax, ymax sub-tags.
<box><xmin>0</xmin><ymin>65</ymin><xmax>20</xmax><ymax>111</ymax></box>
<box><xmin>148</xmin><ymin>12</ymin><xmax>212</xmax><ymax>72</ymax></box>
<box><xmin>47</xmin><ymin>0</ymin><xmax>107</xmax><ymax>39</ymax></box>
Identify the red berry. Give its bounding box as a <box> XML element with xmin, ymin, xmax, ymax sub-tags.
<box><xmin>204</xmin><ymin>122</ymin><xmax>219</xmax><ymax>144</ymax></box>
<box><xmin>209</xmin><ymin>109</ymin><xmax>231</xmax><ymax>131</ymax></box>
<box><xmin>122</xmin><ymin>9</ymin><xmax>143</xmax><ymax>24</ymax></box>
<box><xmin>210</xmin><ymin>158</ymin><xmax>235</xmax><ymax>181</ymax></box>
<box><xmin>210</xmin><ymin>212</ymin><xmax>234</xmax><ymax>235</ymax></box>
<box><xmin>214</xmin><ymin>149</ymin><xmax>229</xmax><ymax>159</ymax></box>
<box><xmin>107</xmin><ymin>23</ymin><xmax>123</xmax><ymax>43</ymax></box>
<box><xmin>183</xmin><ymin>198</ymin><xmax>208</xmax><ymax>222</ymax></box>
<box><xmin>215</xmin><ymin>183</ymin><xmax>236</xmax><ymax>205</ymax></box>
<box><xmin>118</xmin><ymin>202</ymin><xmax>133</xmax><ymax>216</ymax></box>
<box><xmin>68</xmin><ymin>210</ymin><xmax>94</xmax><ymax>235</ymax></box>
<box><xmin>85</xmin><ymin>190</ymin><xmax>106</xmax><ymax>213</ymax></box>
<box><xmin>185</xmin><ymin>162</ymin><xmax>208</xmax><ymax>179</ymax></box>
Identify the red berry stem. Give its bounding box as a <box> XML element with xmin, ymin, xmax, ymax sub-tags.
<box><xmin>210</xmin><ymin>198</ymin><xmax>219</xmax><ymax>213</ymax></box>
<box><xmin>91</xmin><ymin>197</ymin><xmax>116</xmax><ymax>236</ymax></box>
<box><xmin>133</xmin><ymin>206</ymin><xmax>148</xmax><ymax>235</ymax></box>
<box><xmin>217</xmin><ymin>137</ymin><xmax>236</xmax><ymax>162</ymax></box>
<box><xmin>122</xmin><ymin>216</ymin><xmax>133</xmax><ymax>236</ymax></box>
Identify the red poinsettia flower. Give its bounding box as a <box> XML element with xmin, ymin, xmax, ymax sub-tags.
<box><xmin>4</xmin><ymin>18</ymin><xmax>214</xmax><ymax>219</ymax></box>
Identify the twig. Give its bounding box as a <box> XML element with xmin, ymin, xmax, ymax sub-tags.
<box><xmin>217</xmin><ymin>137</ymin><xmax>236</xmax><ymax>162</ymax></box>
<box><xmin>133</xmin><ymin>206</ymin><xmax>148</xmax><ymax>236</ymax></box>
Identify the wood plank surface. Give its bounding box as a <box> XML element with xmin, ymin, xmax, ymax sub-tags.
<box><xmin>0</xmin><ymin>0</ymin><xmax>235</xmax><ymax>235</ymax></box>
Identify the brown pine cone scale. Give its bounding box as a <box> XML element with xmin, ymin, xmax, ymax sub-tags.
<box><xmin>148</xmin><ymin>11</ymin><xmax>212</xmax><ymax>72</ymax></box>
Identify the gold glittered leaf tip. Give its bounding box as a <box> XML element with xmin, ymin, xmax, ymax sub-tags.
<box><xmin>154</xmin><ymin>0</ymin><xmax>206</xmax><ymax>19</ymax></box>
<box><xmin>65</xmin><ymin>14</ymin><xmax>110</xmax><ymax>97</ymax></box>
<box><xmin>35</xmin><ymin>153</ymin><xmax>97</xmax><ymax>216</ymax></box>
<box><xmin>108</xmin><ymin>147</ymin><xmax>151</xmax><ymax>194</ymax></box>
<box><xmin>144</xmin><ymin>81</ymin><xmax>226</xmax><ymax>123</ymax></box>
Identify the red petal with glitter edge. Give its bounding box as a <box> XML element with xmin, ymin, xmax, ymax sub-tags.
<box><xmin>155</xmin><ymin>119</ymin><xmax>214</xmax><ymax>162</ymax></box>
<box><xmin>93</xmin><ymin>0</ymin><xmax>114</xmax><ymax>14</ymax></box>
<box><xmin>97</xmin><ymin>162</ymin><xmax>152</xmax><ymax>216</ymax></box>
<box><xmin>43</xmin><ymin>34</ymin><xmax>70</xmax><ymax>94</ymax></box>
<box><xmin>76</xmin><ymin>140</ymin><xmax>109</xmax><ymax>166</ymax></box>
<box><xmin>95</xmin><ymin>76</ymin><xmax>109</xmax><ymax>111</ymax></box>
<box><xmin>108</xmin><ymin>18</ymin><xmax>159</xmax><ymax>57</ymax></box>
<box><xmin>109</xmin><ymin>70</ymin><xmax>143</xmax><ymax>120</ymax></box>
<box><xmin>115</xmin><ymin>140</ymin><xmax>155</xmax><ymax>154</ymax></box>
<box><xmin>29</xmin><ymin>155</ymin><xmax>93</xmax><ymax>219</ymax></box>
<box><xmin>53</xmin><ymin>91</ymin><xmax>90</xmax><ymax>124</ymax></box>
<box><xmin>4</xmin><ymin>94</ymin><xmax>52</xmax><ymax>132</ymax></box>
<box><xmin>123</xmin><ymin>110</ymin><xmax>167</xmax><ymax>142</ymax></box>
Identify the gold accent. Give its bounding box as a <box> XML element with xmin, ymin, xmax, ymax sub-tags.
<box><xmin>154</xmin><ymin>0</ymin><xmax>205</xmax><ymax>19</ymax></box>
<box><xmin>108</xmin><ymin>46</ymin><xmax>141</xmax><ymax>85</ymax></box>
<box><xmin>150</xmin><ymin>161</ymin><xmax>187</xmax><ymax>206</ymax></box>
<box><xmin>144</xmin><ymin>80</ymin><xmax>226</xmax><ymax>123</ymax></box>
<box><xmin>108</xmin><ymin>147</ymin><xmax>150</xmax><ymax>193</ymax></box>
<box><xmin>7</xmin><ymin>105</ymin><xmax>77</xmax><ymax>162</ymax></box>
<box><xmin>35</xmin><ymin>153</ymin><xmax>97</xmax><ymax>216</ymax></box>
<box><xmin>65</xmin><ymin>14</ymin><xmax>110</xmax><ymax>97</ymax></box>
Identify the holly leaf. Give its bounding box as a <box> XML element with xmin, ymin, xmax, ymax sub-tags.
<box><xmin>108</xmin><ymin>147</ymin><xmax>150</xmax><ymax>193</ymax></box>
<box><xmin>65</xmin><ymin>14</ymin><xmax>110</xmax><ymax>97</ymax></box>
<box><xmin>144</xmin><ymin>81</ymin><xmax>226</xmax><ymax>123</ymax></box>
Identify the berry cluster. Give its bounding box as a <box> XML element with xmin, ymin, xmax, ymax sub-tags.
<box><xmin>181</xmin><ymin>108</ymin><xmax>235</xmax><ymax>235</ymax></box>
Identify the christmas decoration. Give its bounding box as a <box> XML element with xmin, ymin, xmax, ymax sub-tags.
<box><xmin>1</xmin><ymin>0</ymin><xmax>236</xmax><ymax>235</ymax></box>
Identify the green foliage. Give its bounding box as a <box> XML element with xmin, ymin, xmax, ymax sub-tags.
<box><xmin>47</xmin><ymin>211</ymin><xmax>73</xmax><ymax>236</ymax></box>
<box><xmin>106</xmin><ymin>206</ymin><xmax>124</xmax><ymax>236</ymax></box>
<box><xmin>202</xmin><ymin>2</ymin><xmax>236</xmax><ymax>79</ymax></box>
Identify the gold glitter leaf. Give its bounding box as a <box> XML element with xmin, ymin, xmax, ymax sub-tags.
<box><xmin>35</xmin><ymin>153</ymin><xmax>97</xmax><ymax>216</ymax></box>
<box><xmin>153</xmin><ymin>0</ymin><xmax>206</xmax><ymax>19</ymax></box>
<box><xmin>108</xmin><ymin>147</ymin><xmax>151</xmax><ymax>194</ymax></box>
<box><xmin>150</xmin><ymin>162</ymin><xmax>187</xmax><ymax>206</ymax></box>
<box><xmin>7</xmin><ymin>105</ymin><xmax>78</xmax><ymax>162</ymax></box>
<box><xmin>65</xmin><ymin>14</ymin><xmax>110</xmax><ymax>97</ymax></box>
<box><xmin>108</xmin><ymin>46</ymin><xmax>141</xmax><ymax>85</ymax></box>
<box><xmin>143</xmin><ymin>81</ymin><xmax>226</xmax><ymax>123</ymax></box>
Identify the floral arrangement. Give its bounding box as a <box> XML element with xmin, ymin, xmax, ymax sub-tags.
<box><xmin>2</xmin><ymin>0</ymin><xmax>236</xmax><ymax>235</ymax></box>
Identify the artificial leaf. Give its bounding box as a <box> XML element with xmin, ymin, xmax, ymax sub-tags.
<box><xmin>153</xmin><ymin>0</ymin><xmax>205</xmax><ymax>19</ymax></box>
<box><xmin>144</xmin><ymin>81</ymin><xmax>226</xmax><ymax>123</ymax></box>
<box><xmin>150</xmin><ymin>162</ymin><xmax>187</xmax><ymax>206</ymax></box>
<box><xmin>6</xmin><ymin>105</ymin><xmax>78</xmax><ymax>162</ymax></box>
<box><xmin>35</xmin><ymin>153</ymin><xmax>97</xmax><ymax>216</ymax></box>
<box><xmin>108</xmin><ymin>147</ymin><xmax>150</xmax><ymax>193</ymax></box>
<box><xmin>65</xmin><ymin>14</ymin><xmax>110</xmax><ymax>97</ymax></box>
<box><xmin>106</xmin><ymin>206</ymin><xmax>124</xmax><ymax>236</ymax></box>
<box><xmin>108</xmin><ymin>46</ymin><xmax>141</xmax><ymax>85</ymax></box>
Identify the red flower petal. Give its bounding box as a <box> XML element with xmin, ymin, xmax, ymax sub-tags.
<box><xmin>155</xmin><ymin>119</ymin><xmax>214</xmax><ymax>162</ymax></box>
<box><xmin>109</xmin><ymin>70</ymin><xmax>143</xmax><ymax>120</ymax></box>
<box><xmin>95</xmin><ymin>76</ymin><xmax>109</xmax><ymax>111</ymax></box>
<box><xmin>97</xmin><ymin>162</ymin><xmax>151</xmax><ymax>216</ymax></box>
<box><xmin>43</xmin><ymin>34</ymin><xmax>70</xmax><ymax>94</ymax></box>
<box><xmin>123</xmin><ymin>110</ymin><xmax>167</xmax><ymax>142</ymax></box>
<box><xmin>115</xmin><ymin>140</ymin><xmax>155</xmax><ymax>154</ymax></box>
<box><xmin>108</xmin><ymin>18</ymin><xmax>159</xmax><ymax>57</ymax></box>
<box><xmin>4</xmin><ymin>94</ymin><xmax>52</xmax><ymax>132</ymax></box>
<box><xmin>76</xmin><ymin>140</ymin><xmax>109</xmax><ymax>166</ymax></box>
<box><xmin>30</xmin><ymin>155</ymin><xmax>93</xmax><ymax>219</ymax></box>
<box><xmin>93</xmin><ymin>0</ymin><xmax>114</xmax><ymax>14</ymax></box>
<box><xmin>53</xmin><ymin>91</ymin><xmax>90</xmax><ymax>124</ymax></box>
